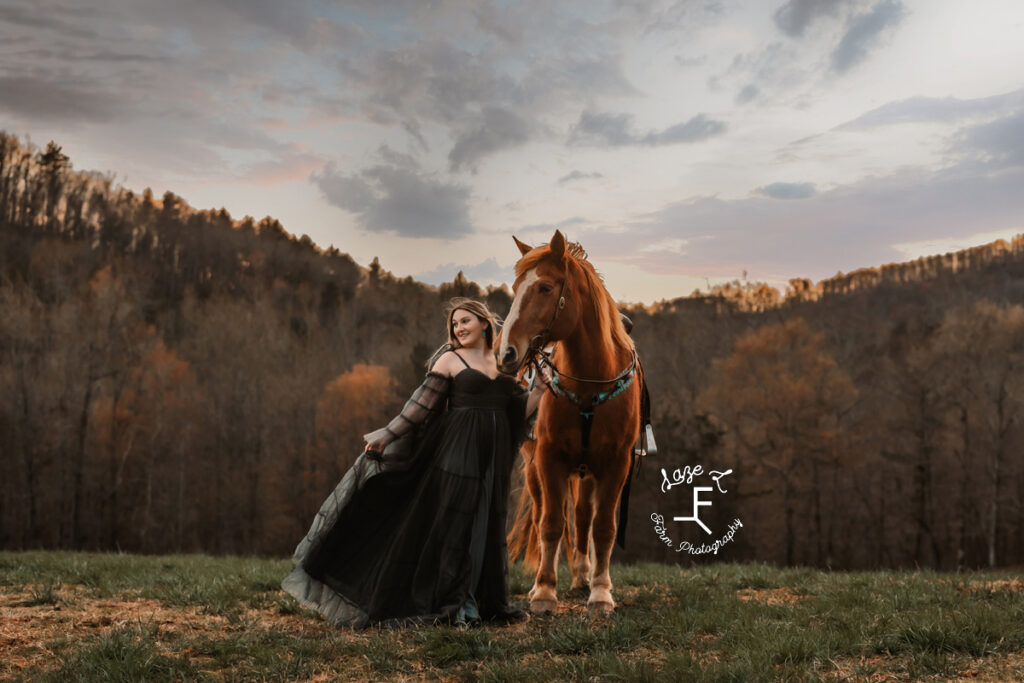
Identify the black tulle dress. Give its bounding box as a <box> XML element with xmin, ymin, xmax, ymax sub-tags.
<box><xmin>282</xmin><ymin>355</ymin><xmax>528</xmax><ymax>628</ymax></box>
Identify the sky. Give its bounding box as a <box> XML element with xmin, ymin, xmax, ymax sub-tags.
<box><xmin>1</xmin><ymin>0</ymin><xmax>1023</xmax><ymax>303</ymax></box>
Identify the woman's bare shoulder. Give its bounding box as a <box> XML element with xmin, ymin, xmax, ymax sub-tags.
<box><xmin>430</xmin><ymin>351</ymin><xmax>459</xmax><ymax>376</ymax></box>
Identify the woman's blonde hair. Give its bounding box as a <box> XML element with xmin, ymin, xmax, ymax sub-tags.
<box><xmin>426</xmin><ymin>298</ymin><xmax>502</xmax><ymax>369</ymax></box>
<box><xmin>445</xmin><ymin>297</ymin><xmax>500</xmax><ymax>349</ymax></box>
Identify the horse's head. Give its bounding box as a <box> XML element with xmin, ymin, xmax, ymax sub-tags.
<box><xmin>498</xmin><ymin>230</ymin><xmax>582</xmax><ymax>373</ymax></box>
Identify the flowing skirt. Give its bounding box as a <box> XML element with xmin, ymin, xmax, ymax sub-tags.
<box><xmin>282</xmin><ymin>405</ymin><xmax>516</xmax><ymax>628</ymax></box>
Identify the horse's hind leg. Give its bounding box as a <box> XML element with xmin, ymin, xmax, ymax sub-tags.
<box><xmin>570</xmin><ymin>475</ymin><xmax>595</xmax><ymax>592</ymax></box>
<box><xmin>588</xmin><ymin>464</ymin><xmax>630</xmax><ymax>616</ymax></box>
<box><xmin>530</xmin><ymin>456</ymin><xmax>569</xmax><ymax>615</ymax></box>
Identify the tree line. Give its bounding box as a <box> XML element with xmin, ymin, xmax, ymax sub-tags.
<box><xmin>620</xmin><ymin>248</ymin><xmax>1024</xmax><ymax>569</ymax></box>
<box><xmin>0</xmin><ymin>133</ymin><xmax>507</xmax><ymax>556</ymax></box>
<box><xmin>1</xmin><ymin>132</ymin><xmax>1023</xmax><ymax>568</ymax></box>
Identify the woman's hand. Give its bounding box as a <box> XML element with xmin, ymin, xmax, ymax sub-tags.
<box><xmin>526</xmin><ymin>364</ymin><xmax>552</xmax><ymax>417</ymax></box>
<box><xmin>364</xmin><ymin>436</ymin><xmax>387</xmax><ymax>453</ymax></box>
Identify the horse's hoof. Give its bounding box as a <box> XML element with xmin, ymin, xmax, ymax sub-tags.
<box><xmin>588</xmin><ymin>600</ymin><xmax>614</xmax><ymax>617</ymax></box>
<box><xmin>530</xmin><ymin>598</ymin><xmax>558</xmax><ymax>615</ymax></box>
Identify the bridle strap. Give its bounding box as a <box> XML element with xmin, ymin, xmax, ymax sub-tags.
<box><xmin>519</xmin><ymin>259</ymin><xmax>635</xmax><ymax>389</ymax></box>
<box><xmin>540</xmin><ymin>347</ymin><xmax>637</xmax><ymax>386</ymax></box>
<box><xmin>525</xmin><ymin>270</ymin><xmax>567</xmax><ymax>358</ymax></box>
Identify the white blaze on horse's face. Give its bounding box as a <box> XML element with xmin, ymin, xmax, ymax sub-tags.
<box><xmin>500</xmin><ymin>267</ymin><xmax>539</xmax><ymax>369</ymax></box>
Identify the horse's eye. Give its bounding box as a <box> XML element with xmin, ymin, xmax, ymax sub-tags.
<box><xmin>539</xmin><ymin>283</ymin><xmax>554</xmax><ymax>294</ymax></box>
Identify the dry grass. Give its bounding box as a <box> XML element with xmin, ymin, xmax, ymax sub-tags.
<box><xmin>1</xmin><ymin>583</ymin><xmax>334</xmax><ymax>677</ymax></box>
<box><xmin>735</xmin><ymin>586</ymin><xmax>806</xmax><ymax>605</ymax></box>
<box><xmin>3</xmin><ymin>552</ymin><xmax>1024</xmax><ymax>681</ymax></box>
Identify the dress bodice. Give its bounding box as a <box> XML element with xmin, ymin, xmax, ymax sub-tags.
<box><xmin>448</xmin><ymin>368</ymin><xmax>520</xmax><ymax>410</ymax></box>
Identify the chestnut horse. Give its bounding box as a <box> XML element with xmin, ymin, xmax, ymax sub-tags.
<box><xmin>498</xmin><ymin>230</ymin><xmax>641</xmax><ymax>615</ymax></box>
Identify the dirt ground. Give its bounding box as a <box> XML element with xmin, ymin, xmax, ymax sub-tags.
<box><xmin>0</xmin><ymin>585</ymin><xmax>331</xmax><ymax>676</ymax></box>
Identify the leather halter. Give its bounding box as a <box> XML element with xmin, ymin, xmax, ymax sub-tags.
<box><xmin>525</xmin><ymin>276</ymin><xmax>566</xmax><ymax>360</ymax></box>
<box><xmin>520</xmin><ymin>266</ymin><xmax>636</xmax><ymax>387</ymax></box>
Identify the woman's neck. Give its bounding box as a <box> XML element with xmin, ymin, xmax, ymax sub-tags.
<box><xmin>456</xmin><ymin>344</ymin><xmax>488</xmax><ymax>358</ymax></box>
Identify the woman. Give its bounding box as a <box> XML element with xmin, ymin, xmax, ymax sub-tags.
<box><xmin>282</xmin><ymin>297</ymin><xmax>547</xmax><ymax>628</ymax></box>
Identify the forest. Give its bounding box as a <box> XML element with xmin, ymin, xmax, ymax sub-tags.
<box><xmin>1</xmin><ymin>132</ymin><xmax>1023</xmax><ymax>570</ymax></box>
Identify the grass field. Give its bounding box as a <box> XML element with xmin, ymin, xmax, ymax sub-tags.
<box><xmin>2</xmin><ymin>552</ymin><xmax>1024</xmax><ymax>681</ymax></box>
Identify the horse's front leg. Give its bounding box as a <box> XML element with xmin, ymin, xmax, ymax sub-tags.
<box><xmin>530</xmin><ymin>453</ymin><xmax>569</xmax><ymax>614</ymax></box>
<box><xmin>570</xmin><ymin>475</ymin><xmax>595</xmax><ymax>592</ymax></box>
<box><xmin>588</xmin><ymin>458</ymin><xmax>630</xmax><ymax>615</ymax></box>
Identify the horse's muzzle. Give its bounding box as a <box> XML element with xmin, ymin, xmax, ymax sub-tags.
<box><xmin>500</xmin><ymin>346</ymin><xmax>518</xmax><ymax>373</ymax></box>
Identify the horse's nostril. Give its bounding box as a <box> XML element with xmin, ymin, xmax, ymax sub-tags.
<box><xmin>502</xmin><ymin>347</ymin><xmax>517</xmax><ymax>366</ymax></box>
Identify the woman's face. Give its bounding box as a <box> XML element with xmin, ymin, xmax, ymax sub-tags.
<box><xmin>451</xmin><ymin>308</ymin><xmax>488</xmax><ymax>349</ymax></box>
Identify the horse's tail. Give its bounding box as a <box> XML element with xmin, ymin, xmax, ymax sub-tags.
<box><xmin>507</xmin><ymin>440</ymin><xmax>577</xmax><ymax>570</ymax></box>
<box><xmin>507</xmin><ymin>441</ymin><xmax>539</xmax><ymax>568</ymax></box>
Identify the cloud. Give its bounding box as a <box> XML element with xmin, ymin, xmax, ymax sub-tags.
<box><xmin>556</xmin><ymin>170</ymin><xmax>604</xmax><ymax>185</ymax></box>
<box><xmin>735</xmin><ymin>84</ymin><xmax>759</xmax><ymax>105</ymax></box>
<box><xmin>733</xmin><ymin>0</ymin><xmax>903</xmax><ymax>101</ymax></box>
<box><xmin>0</xmin><ymin>3</ymin><xmax>105</xmax><ymax>41</ymax></box>
<box><xmin>675</xmin><ymin>54</ymin><xmax>707</xmax><ymax>68</ymax></box>
<box><xmin>569</xmin><ymin>111</ymin><xmax>634</xmax><ymax>146</ymax></box>
<box><xmin>0</xmin><ymin>74</ymin><xmax>126</xmax><ymax>124</ymax></box>
<box><xmin>472</xmin><ymin>2</ymin><xmax>526</xmax><ymax>45</ymax></box>
<box><xmin>637</xmin><ymin>0</ymin><xmax>726</xmax><ymax>35</ymax></box>
<box><xmin>655</xmin><ymin>115</ymin><xmax>728</xmax><ymax>144</ymax></box>
<box><xmin>203</xmin><ymin>0</ymin><xmax>318</xmax><ymax>45</ymax></box>
<box><xmin>954</xmin><ymin>109</ymin><xmax>1024</xmax><ymax>168</ymax></box>
<box><xmin>0</xmin><ymin>1</ymin><xmax>653</xmax><ymax>174</ymax></box>
<box><xmin>415</xmin><ymin>257</ymin><xmax>512</xmax><ymax>286</ymax></box>
<box><xmin>514</xmin><ymin>216</ymin><xmax>592</xmax><ymax>240</ymax></box>
<box><xmin>243</xmin><ymin>146</ymin><xmax>324</xmax><ymax>186</ymax></box>
<box><xmin>312</xmin><ymin>162</ymin><xmax>473</xmax><ymax>239</ymax></box>
<box><xmin>358</xmin><ymin>42</ymin><xmax>513</xmax><ymax>128</ymax></box>
<box><xmin>834</xmin><ymin>92</ymin><xmax>1024</xmax><ymax>169</ymax></box>
<box><xmin>448</xmin><ymin>107</ymin><xmax>532</xmax><ymax>172</ymax></box>
<box><xmin>375</xmin><ymin>144</ymin><xmax>420</xmax><ymax>170</ymax></box>
<box><xmin>831</xmin><ymin>0</ymin><xmax>905</xmax><ymax>73</ymax></box>
<box><xmin>755</xmin><ymin>182</ymin><xmax>817</xmax><ymax>199</ymax></box>
<box><xmin>836</xmin><ymin>88</ymin><xmax>1024</xmax><ymax>130</ymax></box>
<box><xmin>569</xmin><ymin>111</ymin><xmax>726</xmax><ymax>147</ymax></box>
<box><xmin>350</xmin><ymin>39</ymin><xmax>636</xmax><ymax>166</ymax></box>
<box><xmin>711</xmin><ymin>41</ymin><xmax>809</xmax><ymax>106</ymax></box>
<box><xmin>584</xmin><ymin>161</ymin><xmax>1024</xmax><ymax>280</ymax></box>
<box><xmin>773</xmin><ymin>0</ymin><xmax>852</xmax><ymax>38</ymax></box>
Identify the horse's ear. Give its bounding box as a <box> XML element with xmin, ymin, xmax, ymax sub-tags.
<box><xmin>550</xmin><ymin>230</ymin><xmax>566</xmax><ymax>261</ymax></box>
<box><xmin>513</xmin><ymin>235</ymin><xmax>532</xmax><ymax>256</ymax></box>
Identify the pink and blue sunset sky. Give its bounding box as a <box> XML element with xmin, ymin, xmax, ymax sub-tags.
<box><xmin>2</xmin><ymin>0</ymin><xmax>1023</xmax><ymax>302</ymax></box>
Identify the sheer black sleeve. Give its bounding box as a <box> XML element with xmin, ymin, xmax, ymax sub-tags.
<box><xmin>363</xmin><ymin>372</ymin><xmax>451</xmax><ymax>449</ymax></box>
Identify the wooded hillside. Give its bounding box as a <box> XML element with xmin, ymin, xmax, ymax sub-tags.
<box><xmin>2</xmin><ymin>132</ymin><xmax>1023</xmax><ymax>569</ymax></box>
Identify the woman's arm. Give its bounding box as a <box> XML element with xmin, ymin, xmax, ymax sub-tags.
<box><xmin>525</xmin><ymin>365</ymin><xmax>552</xmax><ymax>417</ymax></box>
<box><xmin>363</xmin><ymin>369</ymin><xmax>452</xmax><ymax>452</ymax></box>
